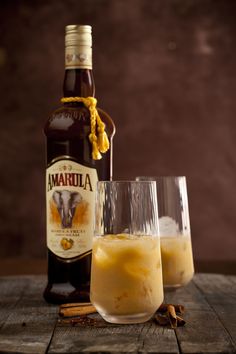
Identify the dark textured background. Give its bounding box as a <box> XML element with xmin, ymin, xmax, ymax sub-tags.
<box><xmin>0</xmin><ymin>0</ymin><xmax>236</xmax><ymax>270</ymax></box>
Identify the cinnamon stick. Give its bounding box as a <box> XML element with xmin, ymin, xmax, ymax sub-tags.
<box><xmin>60</xmin><ymin>302</ymin><xmax>92</xmax><ymax>309</ymax></box>
<box><xmin>155</xmin><ymin>313</ymin><xmax>170</xmax><ymax>326</ymax></box>
<box><xmin>158</xmin><ymin>303</ymin><xmax>185</xmax><ymax>314</ymax></box>
<box><xmin>59</xmin><ymin>304</ymin><xmax>97</xmax><ymax>317</ymax></box>
<box><xmin>176</xmin><ymin>315</ymin><xmax>186</xmax><ymax>326</ymax></box>
<box><xmin>155</xmin><ymin>303</ymin><xmax>186</xmax><ymax>328</ymax></box>
<box><xmin>167</xmin><ymin>304</ymin><xmax>178</xmax><ymax>328</ymax></box>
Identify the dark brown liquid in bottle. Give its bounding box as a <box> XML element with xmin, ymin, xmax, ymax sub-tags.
<box><xmin>44</xmin><ymin>69</ymin><xmax>115</xmax><ymax>304</ymax></box>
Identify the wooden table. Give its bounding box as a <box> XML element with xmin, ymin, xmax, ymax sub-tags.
<box><xmin>0</xmin><ymin>274</ymin><xmax>235</xmax><ymax>353</ymax></box>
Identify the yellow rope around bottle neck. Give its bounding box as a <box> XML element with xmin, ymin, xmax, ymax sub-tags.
<box><xmin>61</xmin><ymin>96</ymin><xmax>110</xmax><ymax>160</ymax></box>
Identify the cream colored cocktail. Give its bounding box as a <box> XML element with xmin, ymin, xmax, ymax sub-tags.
<box><xmin>90</xmin><ymin>234</ymin><xmax>163</xmax><ymax>323</ymax></box>
<box><xmin>160</xmin><ymin>235</ymin><xmax>194</xmax><ymax>288</ymax></box>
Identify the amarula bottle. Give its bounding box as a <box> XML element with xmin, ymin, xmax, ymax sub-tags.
<box><xmin>44</xmin><ymin>25</ymin><xmax>115</xmax><ymax>304</ymax></box>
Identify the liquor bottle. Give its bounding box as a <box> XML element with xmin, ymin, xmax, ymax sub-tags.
<box><xmin>44</xmin><ymin>25</ymin><xmax>115</xmax><ymax>304</ymax></box>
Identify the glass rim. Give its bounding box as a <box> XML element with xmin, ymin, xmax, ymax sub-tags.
<box><xmin>97</xmin><ymin>180</ymin><xmax>157</xmax><ymax>184</ymax></box>
<box><xmin>136</xmin><ymin>176</ymin><xmax>187</xmax><ymax>183</ymax></box>
<box><xmin>136</xmin><ymin>176</ymin><xmax>186</xmax><ymax>179</ymax></box>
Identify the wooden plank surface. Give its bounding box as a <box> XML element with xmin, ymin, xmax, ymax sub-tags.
<box><xmin>166</xmin><ymin>278</ymin><xmax>236</xmax><ymax>354</ymax></box>
<box><xmin>194</xmin><ymin>274</ymin><xmax>236</xmax><ymax>347</ymax></box>
<box><xmin>0</xmin><ymin>276</ymin><xmax>29</xmax><ymax>330</ymax></box>
<box><xmin>0</xmin><ymin>274</ymin><xmax>235</xmax><ymax>353</ymax></box>
<box><xmin>0</xmin><ymin>275</ymin><xmax>57</xmax><ymax>354</ymax></box>
<box><xmin>49</xmin><ymin>317</ymin><xmax>179</xmax><ymax>354</ymax></box>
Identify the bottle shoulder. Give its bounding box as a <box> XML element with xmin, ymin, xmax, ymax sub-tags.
<box><xmin>44</xmin><ymin>104</ymin><xmax>115</xmax><ymax>138</ymax></box>
<box><xmin>97</xmin><ymin>108</ymin><xmax>116</xmax><ymax>138</ymax></box>
<box><xmin>44</xmin><ymin>105</ymin><xmax>91</xmax><ymax>136</ymax></box>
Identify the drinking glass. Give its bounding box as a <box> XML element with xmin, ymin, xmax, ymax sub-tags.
<box><xmin>90</xmin><ymin>181</ymin><xmax>164</xmax><ymax>324</ymax></box>
<box><xmin>136</xmin><ymin>176</ymin><xmax>194</xmax><ymax>290</ymax></box>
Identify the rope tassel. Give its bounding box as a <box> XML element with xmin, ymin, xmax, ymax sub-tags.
<box><xmin>61</xmin><ymin>96</ymin><xmax>110</xmax><ymax>160</ymax></box>
<box><xmin>97</xmin><ymin>121</ymin><xmax>110</xmax><ymax>153</ymax></box>
<box><xmin>89</xmin><ymin>133</ymin><xmax>102</xmax><ymax>160</ymax></box>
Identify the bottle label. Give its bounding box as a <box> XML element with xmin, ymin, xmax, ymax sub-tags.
<box><xmin>65</xmin><ymin>46</ymin><xmax>92</xmax><ymax>69</ymax></box>
<box><xmin>46</xmin><ymin>157</ymin><xmax>98</xmax><ymax>259</ymax></box>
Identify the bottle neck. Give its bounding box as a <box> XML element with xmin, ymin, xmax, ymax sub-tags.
<box><xmin>63</xmin><ymin>69</ymin><xmax>95</xmax><ymax>97</ymax></box>
<box><xmin>63</xmin><ymin>31</ymin><xmax>94</xmax><ymax>98</ymax></box>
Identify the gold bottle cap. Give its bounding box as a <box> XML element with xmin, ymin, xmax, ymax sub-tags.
<box><xmin>65</xmin><ymin>25</ymin><xmax>92</xmax><ymax>48</ymax></box>
<box><xmin>65</xmin><ymin>25</ymin><xmax>92</xmax><ymax>69</ymax></box>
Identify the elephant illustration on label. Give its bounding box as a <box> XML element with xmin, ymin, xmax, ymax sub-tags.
<box><xmin>52</xmin><ymin>190</ymin><xmax>83</xmax><ymax>228</ymax></box>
